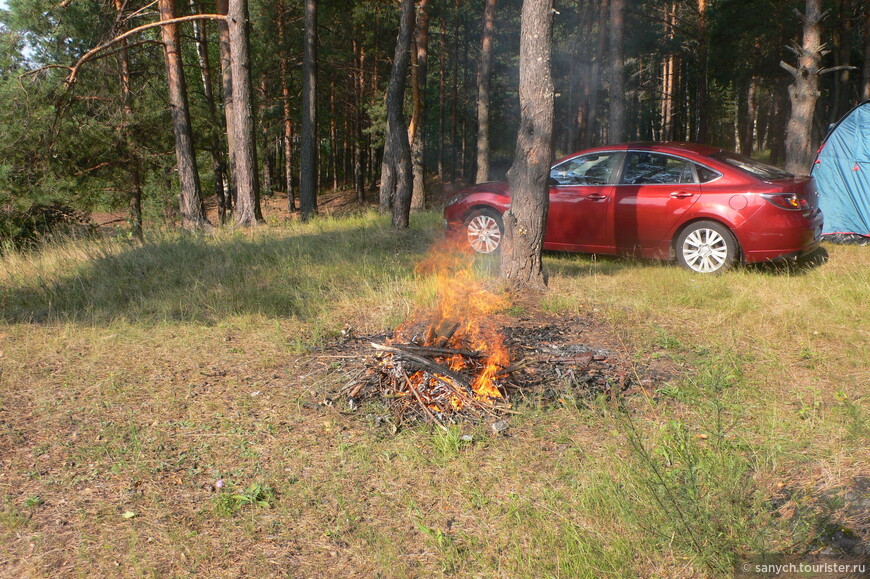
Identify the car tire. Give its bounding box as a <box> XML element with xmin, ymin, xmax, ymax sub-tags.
<box><xmin>464</xmin><ymin>209</ymin><xmax>504</xmax><ymax>254</ymax></box>
<box><xmin>675</xmin><ymin>221</ymin><xmax>738</xmax><ymax>274</ymax></box>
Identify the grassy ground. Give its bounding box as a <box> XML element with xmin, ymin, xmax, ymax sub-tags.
<box><xmin>0</xmin><ymin>211</ymin><xmax>867</xmax><ymax>577</ymax></box>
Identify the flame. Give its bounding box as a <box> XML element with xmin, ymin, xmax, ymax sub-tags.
<box><xmin>394</xmin><ymin>237</ymin><xmax>510</xmax><ymax>408</ymax></box>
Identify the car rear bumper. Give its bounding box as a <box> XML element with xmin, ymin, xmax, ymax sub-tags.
<box><xmin>739</xmin><ymin>209</ymin><xmax>824</xmax><ymax>263</ymax></box>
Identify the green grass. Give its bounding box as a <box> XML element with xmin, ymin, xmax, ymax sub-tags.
<box><xmin>0</xmin><ymin>211</ymin><xmax>867</xmax><ymax>576</ymax></box>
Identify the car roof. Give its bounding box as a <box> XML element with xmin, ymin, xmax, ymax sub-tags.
<box><xmin>555</xmin><ymin>142</ymin><xmax>724</xmax><ymax>163</ymax></box>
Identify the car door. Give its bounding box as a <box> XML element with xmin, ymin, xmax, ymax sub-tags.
<box><xmin>545</xmin><ymin>151</ymin><xmax>622</xmax><ymax>251</ymax></box>
<box><xmin>613</xmin><ymin>151</ymin><xmax>701</xmax><ymax>257</ymax></box>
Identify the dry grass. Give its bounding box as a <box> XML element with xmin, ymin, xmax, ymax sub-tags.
<box><xmin>0</xmin><ymin>212</ymin><xmax>867</xmax><ymax>577</ymax></box>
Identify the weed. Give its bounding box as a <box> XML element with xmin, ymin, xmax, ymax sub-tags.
<box><xmin>213</xmin><ymin>483</ymin><xmax>276</xmax><ymax>516</ymax></box>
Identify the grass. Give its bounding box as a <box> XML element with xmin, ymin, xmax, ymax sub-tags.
<box><xmin>0</xmin><ymin>210</ymin><xmax>867</xmax><ymax>576</ymax></box>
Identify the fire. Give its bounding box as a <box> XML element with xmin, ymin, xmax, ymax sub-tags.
<box><xmin>390</xmin><ymin>237</ymin><xmax>511</xmax><ymax>409</ymax></box>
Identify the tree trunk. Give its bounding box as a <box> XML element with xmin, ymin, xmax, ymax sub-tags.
<box><xmin>582</xmin><ymin>0</ymin><xmax>608</xmax><ymax>149</ymax></box>
<box><xmin>782</xmin><ymin>0</ymin><xmax>823</xmax><ymax>175</ymax></box>
<box><xmin>114</xmin><ymin>0</ymin><xmax>143</xmax><ymax>240</ymax></box>
<box><xmin>500</xmin><ymin>0</ymin><xmax>554</xmax><ymax>292</ymax></box>
<box><xmin>228</xmin><ymin>0</ymin><xmax>263</xmax><ymax>226</ymax></box>
<box><xmin>410</xmin><ymin>0</ymin><xmax>430</xmax><ymax>209</ymax></box>
<box><xmin>330</xmin><ymin>81</ymin><xmax>338</xmax><ymax>190</ymax></box>
<box><xmin>608</xmin><ymin>0</ymin><xmax>626</xmax><ymax>143</ymax></box>
<box><xmin>276</xmin><ymin>0</ymin><xmax>295</xmax><ymax>211</ymax></box>
<box><xmin>449</xmin><ymin>0</ymin><xmax>460</xmax><ymax>181</ymax></box>
<box><xmin>158</xmin><ymin>0</ymin><xmax>208</xmax><ymax>229</ymax></box>
<box><xmin>475</xmin><ymin>0</ymin><xmax>496</xmax><ymax>184</ymax></box>
<box><xmin>216</xmin><ymin>0</ymin><xmax>235</xmax><ymax>215</ymax></box>
<box><xmin>300</xmin><ymin>0</ymin><xmax>318</xmax><ymax>221</ymax></box>
<box><xmin>696</xmin><ymin>0</ymin><xmax>709</xmax><ymax>143</ymax></box>
<box><xmin>380</xmin><ymin>0</ymin><xmax>415</xmax><ymax>229</ymax></box>
<box><xmin>353</xmin><ymin>39</ymin><xmax>365</xmax><ymax>204</ymax></box>
<box><xmin>437</xmin><ymin>16</ymin><xmax>447</xmax><ymax>183</ymax></box>
<box><xmin>738</xmin><ymin>77</ymin><xmax>758</xmax><ymax>155</ymax></box>
<box><xmin>189</xmin><ymin>0</ymin><xmax>228</xmax><ymax>225</ymax></box>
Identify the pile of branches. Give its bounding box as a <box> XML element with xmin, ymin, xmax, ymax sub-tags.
<box><xmin>342</xmin><ymin>341</ymin><xmax>515</xmax><ymax>427</ymax></box>
<box><xmin>341</xmin><ymin>341</ymin><xmax>601</xmax><ymax>428</ymax></box>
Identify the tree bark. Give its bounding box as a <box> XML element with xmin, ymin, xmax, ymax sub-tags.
<box><xmin>380</xmin><ymin>0</ymin><xmax>415</xmax><ymax>229</ymax></box>
<box><xmin>228</xmin><ymin>0</ymin><xmax>263</xmax><ymax>226</ymax></box>
<box><xmin>608</xmin><ymin>0</ymin><xmax>626</xmax><ymax>143</ymax></box>
<box><xmin>782</xmin><ymin>0</ymin><xmax>823</xmax><ymax>175</ymax></box>
<box><xmin>696</xmin><ymin>0</ymin><xmax>709</xmax><ymax>143</ymax></box>
<box><xmin>276</xmin><ymin>0</ymin><xmax>295</xmax><ymax>210</ymax></box>
<box><xmin>353</xmin><ymin>38</ymin><xmax>365</xmax><ymax>204</ymax></box>
<box><xmin>437</xmin><ymin>16</ymin><xmax>447</xmax><ymax>183</ymax></box>
<box><xmin>216</xmin><ymin>0</ymin><xmax>236</xmax><ymax>215</ymax></box>
<box><xmin>583</xmin><ymin>0</ymin><xmax>608</xmax><ymax>149</ymax></box>
<box><xmin>114</xmin><ymin>0</ymin><xmax>143</xmax><ymax>240</ymax></box>
<box><xmin>500</xmin><ymin>0</ymin><xmax>554</xmax><ymax>292</ymax></box>
<box><xmin>189</xmin><ymin>0</ymin><xmax>228</xmax><ymax>225</ymax></box>
<box><xmin>410</xmin><ymin>0</ymin><xmax>430</xmax><ymax>209</ymax></box>
<box><xmin>300</xmin><ymin>0</ymin><xmax>318</xmax><ymax>221</ymax></box>
<box><xmin>158</xmin><ymin>0</ymin><xmax>208</xmax><ymax>229</ymax></box>
<box><xmin>475</xmin><ymin>0</ymin><xmax>496</xmax><ymax>184</ymax></box>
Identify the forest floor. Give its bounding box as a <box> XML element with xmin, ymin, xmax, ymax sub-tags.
<box><xmin>0</xmin><ymin>208</ymin><xmax>867</xmax><ymax>577</ymax></box>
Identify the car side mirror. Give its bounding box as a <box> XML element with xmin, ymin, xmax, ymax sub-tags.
<box><xmin>549</xmin><ymin>177</ymin><xmax>559</xmax><ymax>187</ymax></box>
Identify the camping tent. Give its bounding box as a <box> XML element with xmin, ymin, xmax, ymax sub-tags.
<box><xmin>811</xmin><ymin>100</ymin><xmax>870</xmax><ymax>241</ymax></box>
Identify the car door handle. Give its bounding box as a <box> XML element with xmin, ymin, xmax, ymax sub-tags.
<box><xmin>670</xmin><ymin>191</ymin><xmax>694</xmax><ymax>198</ymax></box>
<box><xmin>586</xmin><ymin>194</ymin><xmax>608</xmax><ymax>201</ymax></box>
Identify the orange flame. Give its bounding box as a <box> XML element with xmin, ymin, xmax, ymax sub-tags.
<box><xmin>397</xmin><ymin>237</ymin><xmax>510</xmax><ymax>406</ymax></box>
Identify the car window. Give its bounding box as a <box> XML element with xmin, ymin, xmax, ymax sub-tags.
<box><xmin>550</xmin><ymin>152</ymin><xmax>619</xmax><ymax>185</ymax></box>
<box><xmin>621</xmin><ymin>152</ymin><xmax>696</xmax><ymax>185</ymax></box>
<box><xmin>696</xmin><ymin>165</ymin><xmax>721</xmax><ymax>183</ymax></box>
<box><xmin>709</xmin><ymin>151</ymin><xmax>792</xmax><ymax>180</ymax></box>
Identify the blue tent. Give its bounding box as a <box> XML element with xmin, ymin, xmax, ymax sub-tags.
<box><xmin>811</xmin><ymin>100</ymin><xmax>870</xmax><ymax>241</ymax></box>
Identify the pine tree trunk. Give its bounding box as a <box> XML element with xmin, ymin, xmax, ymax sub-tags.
<box><xmin>300</xmin><ymin>0</ymin><xmax>318</xmax><ymax>221</ymax></box>
<box><xmin>696</xmin><ymin>0</ymin><xmax>709</xmax><ymax>143</ymax></box>
<box><xmin>437</xmin><ymin>16</ymin><xmax>447</xmax><ymax>184</ymax></box>
<box><xmin>500</xmin><ymin>0</ymin><xmax>554</xmax><ymax>292</ymax></box>
<box><xmin>276</xmin><ymin>0</ymin><xmax>295</xmax><ymax>210</ymax></box>
<box><xmin>608</xmin><ymin>0</ymin><xmax>626</xmax><ymax>143</ymax></box>
<box><xmin>475</xmin><ymin>0</ymin><xmax>496</xmax><ymax>184</ymax></box>
<box><xmin>582</xmin><ymin>0</ymin><xmax>608</xmax><ymax>149</ymax></box>
<box><xmin>158</xmin><ymin>0</ymin><xmax>208</xmax><ymax>229</ymax></box>
<box><xmin>216</xmin><ymin>0</ymin><xmax>236</xmax><ymax>215</ymax></box>
<box><xmin>189</xmin><ymin>0</ymin><xmax>228</xmax><ymax>225</ymax></box>
<box><xmin>114</xmin><ymin>0</ymin><xmax>144</xmax><ymax>240</ymax></box>
<box><xmin>228</xmin><ymin>0</ymin><xmax>263</xmax><ymax>226</ymax></box>
<box><xmin>782</xmin><ymin>0</ymin><xmax>823</xmax><ymax>175</ymax></box>
<box><xmin>410</xmin><ymin>0</ymin><xmax>429</xmax><ymax>209</ymax></box>
<box><xmin>381</xmin><ymin>0</ymin><xmax>415</xmax><ymax>229</ymax></box>
<box><xmin>353</xmin><ymin>39</ymin><xmax>365</xmax><ymax>204</ymax></box>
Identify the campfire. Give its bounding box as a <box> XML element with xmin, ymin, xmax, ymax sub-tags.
<box><xmin>344</xmin><ymin>240</ymin><xmax>514</xmax><ymax>426</ymax></box>
<box><xmin>339</xmin><ymin>240</ymin><xmax>611</xmax><ymax>428</ymax></box>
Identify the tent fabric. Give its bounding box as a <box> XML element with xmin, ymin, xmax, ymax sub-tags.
<box><xmin>811</xmin><ymin>100</ymin><xmax>870</xmax><ymax>237</ymax></box>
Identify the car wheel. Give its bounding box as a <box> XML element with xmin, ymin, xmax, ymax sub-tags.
<box><xmin>675</xmin><ymin>221</ymin><xmax>738</xmax><ymax>274</ymax></box>
<box><xmin>464</xmin><ymin>209</ymin><xmax>503</xmax><ymax>254</ymax></box>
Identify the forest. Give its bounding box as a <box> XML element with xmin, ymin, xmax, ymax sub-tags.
<box><xmin>0</xmin><ymin>0</ymin><xmax>868</xmax><ymax>239</ymax></box>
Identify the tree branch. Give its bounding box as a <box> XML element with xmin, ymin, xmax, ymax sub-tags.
<box><xmin>819</xmin><ymin>65</ymin><xmax>858</xmax><ymax>75</ymax></box>
<box><xmin>780</xmin><ymin>60</ymin><xmax>799</xmax><ymax>78</ymax></box>
<box><xmin>66</xmin><ymin>14</ymin><xmax>226</xmax><ymax>86</ymax></box>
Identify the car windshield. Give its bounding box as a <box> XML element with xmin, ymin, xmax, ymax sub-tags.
<box><xmin>709</xmin><ymin>151</ymin><xmax>793</xmax><ymax>181</ymax></box>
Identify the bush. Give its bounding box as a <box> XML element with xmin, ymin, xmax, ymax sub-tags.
<box><xmin>0</xmin><ymin>203</ymin><xmax>94</xmax><ymax>252</ymax></box>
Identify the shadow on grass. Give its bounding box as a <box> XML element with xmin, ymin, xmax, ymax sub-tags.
<box><xmin>1</xmin><ymin>220</ymin><xmax>441</xmax><ymax>325</ymax></box>
<box><xmin>545</xmin><ymin>245</ymin><xmax>831</xmax><ymax>278</ymax></box>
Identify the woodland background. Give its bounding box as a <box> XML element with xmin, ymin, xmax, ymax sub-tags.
<box><xmin>0</xmin><ymin>0</ymin><xmax>868</xmax><ymax>239</ymax></box>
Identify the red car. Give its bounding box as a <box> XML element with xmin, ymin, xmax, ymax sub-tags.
<box><xmin>444</xmin><ymin>143</ymin><xmax>823</xmax><ymax>273</ymax></box>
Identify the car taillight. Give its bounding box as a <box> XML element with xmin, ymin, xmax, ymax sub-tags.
<box><xmin>761</xmin><ymin>193</ymin><xmax>809</xmax><ymax>211</ymax></box>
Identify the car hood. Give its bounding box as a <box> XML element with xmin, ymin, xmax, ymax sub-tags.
<box><xmin>458</xmin><ymin>181</ymin><xmax>510</xmax><ymax>197</ymax></box>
